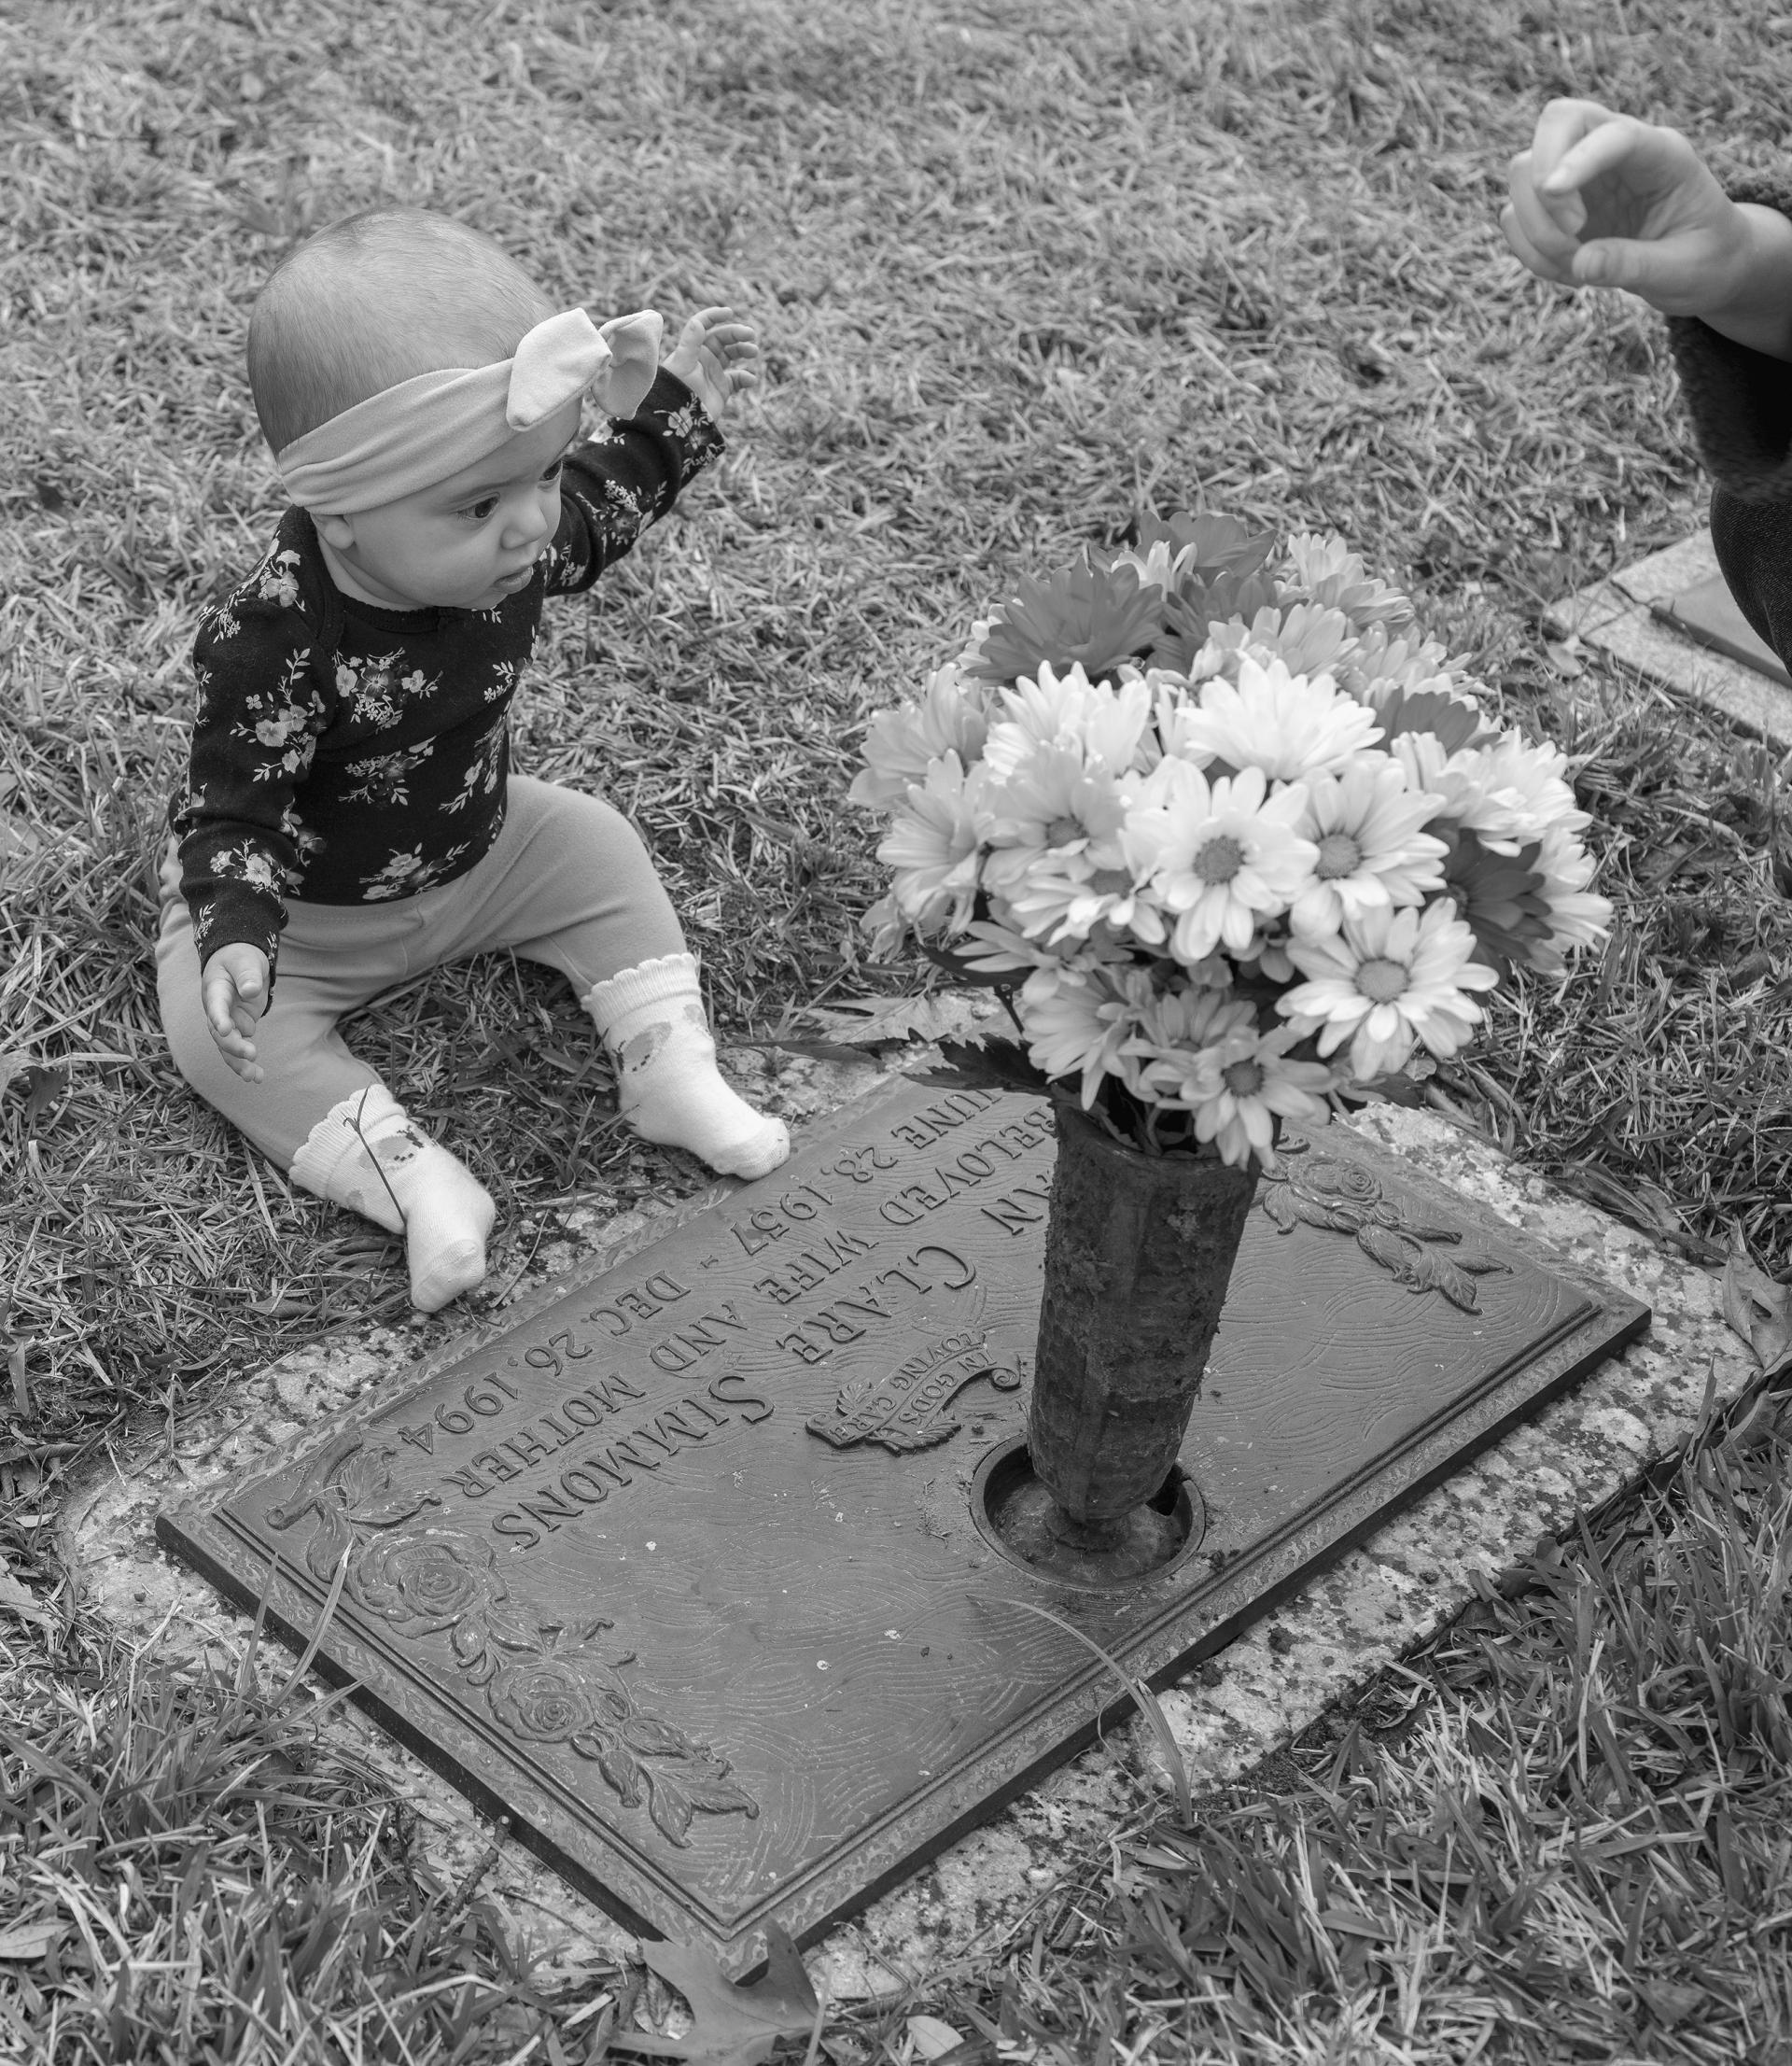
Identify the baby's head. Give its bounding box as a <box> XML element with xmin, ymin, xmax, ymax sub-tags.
<box><xmin>248</xmin><ymin>211</ymin><xmax>659</xmax><ymax>615</ymax></box>
<box><xmin>248</xmin><ymin>209</ymin><xmax>553</xmax><ymax>456</ymax></box>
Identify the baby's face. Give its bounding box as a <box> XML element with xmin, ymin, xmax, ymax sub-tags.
<box><xmin>318</xmin><ymin>399</ymin><xmax>582</xmax><ymax>612</ymax></box>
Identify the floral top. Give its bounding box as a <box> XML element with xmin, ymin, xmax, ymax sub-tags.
<box><xmin>172</xmin><ymin>371</ymin><xmax>722</xmax><ymax>980</ymax></box>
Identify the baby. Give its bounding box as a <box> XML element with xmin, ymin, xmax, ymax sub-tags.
<box><xmin>157</xmin><ymin>207</ymin><xmax>790</xmax><ymax>1314</ymax></box>
<box><xmin>1504</xmin><ymin>98</ymin><xmax>1792</xmax><ymax>667</ymax></box>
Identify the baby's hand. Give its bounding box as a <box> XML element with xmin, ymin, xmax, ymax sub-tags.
<box><xmin>663</xmin><ymin>306</ymin><xmax>760</xmax><ymax>421</ymax></box>
<box><xmin>1502</xmin><ymin>98</ymin><xmax>1751</xmax><ymax>316</ymax></box>
<box><xmin>202</xmin><ymin>944</ymin><xmax>270</xmax><ymax>1084</ymax></box>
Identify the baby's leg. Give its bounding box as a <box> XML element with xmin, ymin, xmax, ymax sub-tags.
<box><xmin>155</xmin><ymin>842</ymin><xmax>495</xmax><ymax>1311</ymax></box>
<box><xmin>449</xmin><ymin>777</ymin><xmax>789</xmax><ymax>1179</ymax></box>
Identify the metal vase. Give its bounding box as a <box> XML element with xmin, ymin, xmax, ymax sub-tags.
<box><xmin>1028</xmin><ymin>1101</ymin><xmax>1258</xmax><ymax>1539</ymax></box>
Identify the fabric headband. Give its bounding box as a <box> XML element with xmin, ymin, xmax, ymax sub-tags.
<box><xmin>274</xmin><ymin>307</ymin><xmax>665</xmax><ymax>514</ymax></box>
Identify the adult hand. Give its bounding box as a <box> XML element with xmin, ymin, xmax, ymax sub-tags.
<box><xmin>202</xmin><ymin>943</ymin><xmax>270</xmax><ymax>1084</ymax></box>
<box><xmin>663</xmin><ymin>306</ymin><xmax>760</xmax><ymax>421</ymax></box>
<box><xmin>1502</xmin><ymin>97</ymin><xmax>1753</xmax><ymax>316</ymax></box>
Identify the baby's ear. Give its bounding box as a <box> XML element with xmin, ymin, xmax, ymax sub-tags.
<box><xmin>314</xmin><ymin>512</ymin><xmax>357</xmax><ymax>550</ymax></box>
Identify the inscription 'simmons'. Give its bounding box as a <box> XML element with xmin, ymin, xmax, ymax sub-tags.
<box><xmin>805</xmin><ymin>1333</ymin><xmax>1020</xmax><ymax>1454</ymax></box>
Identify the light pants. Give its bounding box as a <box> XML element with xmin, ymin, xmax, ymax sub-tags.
<box><xmin>156</xmin><ymin>776</ymin><xmax>686</xmax><ymax>1172</ymax></box>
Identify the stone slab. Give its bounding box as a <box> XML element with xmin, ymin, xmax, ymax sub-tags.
<box><xmin>67</xmin><ymin>1065</ymin><xmax>1752</xmax><ymax>2001</ymax></box>
<box><xmin>1547</xmin><ymin>528</ymin><xmax>1792</xmax><ymax>745</ymax></box>
<box><xmin>158</xmin><ymin>1080</ymin><xmax>1645</xmax><ymax>1971</ymax></box>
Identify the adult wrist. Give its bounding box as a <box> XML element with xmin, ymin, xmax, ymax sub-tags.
<box><xmin>1701</xmin><ymin>203</ymin><xmax>1792</xmax><ymax>361</ymax></box>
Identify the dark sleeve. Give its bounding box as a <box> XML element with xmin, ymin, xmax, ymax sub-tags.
<box><xmin>1664</xmin><ymin>176</ymin><xmax>1792</xmax><ymax>669</ymax></box>
<box><xmin>1665</xmin><ymin>177</ymin><xmax>1792</xmax><ymax>504</ymax></box>
<box><xmin>174</xmin><ymin>567</ymin><xmax>332</xmax><ymax>979</ymax></box>
<box><xmin>544</xmin><ymin>368</ymin><xmax>727</xmax><ymax>597</ymax></box>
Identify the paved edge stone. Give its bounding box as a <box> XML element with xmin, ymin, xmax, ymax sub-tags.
<box><xmin>1547</xmin><ymin>528</ymin><xmax>1792</xmax><ymax>748</ymax></box>
<box><xmin>63</xmin><ymin>1051</ymin><xmax>1754</xmax><ymax>2003</ymax></box>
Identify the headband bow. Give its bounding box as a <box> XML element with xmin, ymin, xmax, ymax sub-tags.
<box><xmin>275</xmin><ymin>307</ymin><xmax>665</xmax><ymax>514</ymax></box>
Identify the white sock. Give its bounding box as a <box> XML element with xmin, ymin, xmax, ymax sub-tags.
<box><xmin>289</xmin><ymin>1086</ymin><xmax>496</xmax><ymax>1314</ymax></box>
<box><xmin>583</xmin><ymin>953</ymin><xmax>789</xmax><ymax>1181</ymax></box>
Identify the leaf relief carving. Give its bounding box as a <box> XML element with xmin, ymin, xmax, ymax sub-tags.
<box><xmin>261</xmin><ymin>1434</ymin><xmax>760</xmax><ymax>1846</ymax></box>
<box><xmin>1259</xmin><ymin>1151</ymin><xmax>1512</xmax><ymax>1314</ymax></box>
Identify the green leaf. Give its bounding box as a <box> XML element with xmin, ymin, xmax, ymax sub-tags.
<box><xmin>1722</xmin><ymin>1255</ymin><xmax>1792</xmax><ymax>1378</ymax></box>
<box><xmin>614</xmin><ymin>1926</ymin><xmax>819</xmax><ymax>2066</ymax></box>
<box><xmin>18</xmin><ymin>1064</ymin><xmax>69</xmax><ymax>1136</ymax></box>
<box><xmin>801</xmin><ymin>991</ymin><xmax>1003</xmax><ymax>1047</ymax></box>
<box><xmin>921</xmin><ymin>1037</ymin><xmax>1049</xmax><ymax>1097</ymax></box>
<box><xmin>0</xmin><ymin>1920</ymin><xmax>64</xmax><ymax>1961</ymax></box>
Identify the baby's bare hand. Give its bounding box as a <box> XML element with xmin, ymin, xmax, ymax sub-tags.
<box><xmin>202</xmin><ymin>944</ymin><xmax>270</xmax><ymax>1085</ymax></box>
<box><xmin>663</xmin><ymin>305</ymin><xmax>760</xmax><ymax>421</ymax></box>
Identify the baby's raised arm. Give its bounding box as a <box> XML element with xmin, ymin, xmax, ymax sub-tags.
<box><xmin>1503</xmin><ymin>98</ymin><xmax>1792</xmax><ymax>361</ymax></box>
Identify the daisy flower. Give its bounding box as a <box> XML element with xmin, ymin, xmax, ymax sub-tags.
<box><xmin>1122</xmin><ymin>996</ymin><xmax>1333</xmax><ymax>1166</ymax></box>
<box><xmin>1396</xmin><ymin>733</ymin><xmax>1586</xmax><ymax>857</ymax></box>
<box><xmin>1289</xmin><ymin>761</ymin><xmax>1449</xmax><ymax>937</ymax></box>
<box><xmin>1124</xmin><ymin>758</ymin><xmax>1318</xmax><ymax>961</ymax></box>
<box><xmin>877</xmin><ymin>753</ymin><xmax>987</xmax><ymax>932</ymax></box>
<box><xmin>1278</xmin><ymin>902</ymin><xmax>1499</xmax><ymax>1080</ymax></box>
<box><xmin>1183</xmin><ymin>1022</ymin><xmax>1337</xmax><ymax>1168</ymax></box>
<box><xmin>1529</xmin><ymin>823</ymin><xmax>1613</xmax><ymax>968</ymax></box>
<box><xmin>983</xmin><ymin>662</ymin><xmax>1154</xmax><ymax>779</ymax></box>
<box><xmin>978</xmin><ymin>739</ymin><xmax>1131</xmax><ymax>897</ymax></box>
<box><xmin>1123</xmin><ymin>984</ymin><xmax>1251</xmax><ymax>1078</ymax></box>
<box><xmin>1249</xmin><ymin>601</ymin><xmax>1355</xmax><ymax>680</ymax></box>
<box><xmin>999</xmin><ymin>853</ymin><xmax>1170</xmax><ymax>949</ymax></box>
<box><xmin>1336</xmin><ymin>624</ymin><xmax>1454</xmax><ymax>703</ymax></box>
<box><xmin>1162</xmin><ymin>653</ymin><xmax>1383</xmax><ymax>782</ymax></box>
<box><xmin>847</xmin><ymin>665</ymin><xmax>990</xmax><ymax>811</ymax></box>
<box><xmin>1282</xmin><ymin>531</ymin><xmax>1412</xmax><ymax>628</ymax></box>
<box><xmin>1018</xmin><ymin>963</ymin><xmax>1154</xmax><ymax>1107</ymax></box>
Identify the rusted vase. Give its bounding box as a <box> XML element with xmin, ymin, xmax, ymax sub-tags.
<box><xmin>1028</xmin><ymin>1102</ymin><xmax>1257</xmax><ymax>1552</ymax></box>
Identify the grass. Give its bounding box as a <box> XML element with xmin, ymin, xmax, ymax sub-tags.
<box><xmin>2</xmin><ymin>0</ymin><xmax>1792</xmax><ymax>2056</ymax></box>
<box><xmin>887</xmin><ymin>1394</ymin><xmax>1792</xmax><ymax>2065</ymax></box>
<box><xmin>0</xmin><ymin>1616</ymin><xmax>568</xmax><ymax>2060</ymax></box>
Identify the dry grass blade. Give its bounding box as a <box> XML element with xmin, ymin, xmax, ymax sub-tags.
<box><xmin>990</xmin><ymin>1597</ymin><xmax>1195</xmax><ymax>1833</ymax></box>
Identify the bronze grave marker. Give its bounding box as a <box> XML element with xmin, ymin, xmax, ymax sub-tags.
<box><xmin>161</xmin><ymin>1083</ymin><xmax>1648</xmax><ymax>1969</ymax></box>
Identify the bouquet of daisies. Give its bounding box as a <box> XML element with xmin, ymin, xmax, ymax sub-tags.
<box><xmin>848</xmin><ymin>513</ymin><xmax>1609</xmax><ymax>1168</ymax></box>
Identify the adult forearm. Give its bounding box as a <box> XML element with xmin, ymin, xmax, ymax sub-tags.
<box><xmin>1701</xmin><ymin>204</ymin><xmax>1792</xmax><ymax>362</ymax></box>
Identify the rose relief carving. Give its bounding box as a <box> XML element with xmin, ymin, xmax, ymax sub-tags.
<box><xmin>1259</xmin><ymin>1144</ymin><xmax>1512</xmax><ymax>1314</ymax></box>
<box><xmin>262</xmin><ymin>1430</ymin><xmax>760</xmax><ymax>1848</ymax></box>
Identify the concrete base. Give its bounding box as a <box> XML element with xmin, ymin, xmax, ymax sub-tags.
<box><xmin>63</xmin><ymin>1049</ymin><xmax>1754</xmax><ymax>2001</ymax></box>
<box><xmin>1547</xmin><ymin>529</ymin><xmax>1792</xmax><ymax>747</ymax></box>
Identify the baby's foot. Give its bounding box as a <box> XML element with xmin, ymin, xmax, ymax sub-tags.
<box><xmin>291</xmin><ymin>1089</ymin><xmax>497</xmax><ymax>1312</ymax></box>
<box><xmin>372</xmin><ymin>1125</ymin><xmax>497</xmax><ymax>1312</ymax></box>
<box><xmin>613</xmin><ymin>1005</ymin><xmax>790</xmax><ymax>1179</ymax></box>
<box><xmin>585</xmin><ymin>953</ymin><xmax>790</xmax><ymax>1181</ymax></box>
